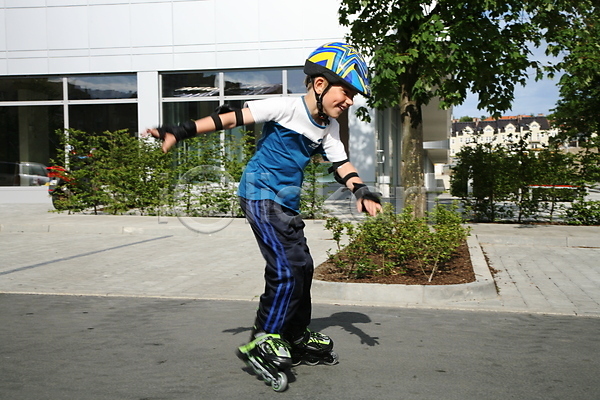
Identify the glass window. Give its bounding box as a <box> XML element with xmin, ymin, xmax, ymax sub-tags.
<box><xmin>69</xmin><ymin>103</ymin><xmax>138</xmax><ymax>134</ymax></box>
<box><xmin>0</xmin><ymin>76</ymin><xmax>63</xmax><ymax>101</ymax></box>
<box><xmin>162</xmin><ymin>101</ymin><xmax>220</xmax><ymax>125</ymax></box>
<box><xmin>68</xmin><ymin>74</ymin><xmax>137</xmax><ymax>100</ymax></box>
<box><xmin>162</xmin><ymin>72</ymin><xmax>219</xmax><ymax>98</ymax></box>
<box><xmin>223</xmin><ymin>69</ymin><xmax>282</xmax><ymax>96</ymax></box>
<box><xmin>0</xmin><ymin>105</ymin><xmax>63</xmax><ymax>164</ymax></box>
<box><xmin>286</xmin><ymin>68</ymin><xmax>307</xmax><ymax>95</ymax></box>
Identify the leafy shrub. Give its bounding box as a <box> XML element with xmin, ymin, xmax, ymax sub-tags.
<box><xmin>564</xmin><ymin>201</ymin><xmax>600</xmax><ymax>225</ymax></box>
<box><xmin>51</xmin><ymin>129</ymin><xmax>171</xmax><ymax>214</ymax></box>
<box><xmin>301</xmin><ymin>154</ymin><xmax>329</xmax><ymax>219</ymax></box>
<box><xmin>50</xmin><ymin>128</ymin><xmax>328</xmax><ymax>218</ymax></box>
<box><xmin>324</xmin><ymin>203</ymin><xmax>469</xmax><ymax>281</ymax></box>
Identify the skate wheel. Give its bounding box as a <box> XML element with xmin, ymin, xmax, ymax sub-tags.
<box><xmin>271</xmin><ymin>371</ymin><xmax>288</xmax><ymax>392</ymax></box>
<box><xmin>324</xmin><ymin>351</ymin><xmax>339</xmax><ymax>366</ymax></box>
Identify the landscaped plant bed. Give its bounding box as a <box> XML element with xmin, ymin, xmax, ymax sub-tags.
<box><xmin>315</xmin><ymin>240</ymin><xmax>475</xmax><ymax>285</ymax></box>
<box><xmin>317</xmin><ymin>204</ymin><xmax>475</xmax><ymax>285</ymax></box>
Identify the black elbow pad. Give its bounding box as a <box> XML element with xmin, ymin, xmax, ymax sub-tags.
<box><xmin>211</xmin><ymin>105</ymin><xmax>245</xmax><ymax>131</ymax></box>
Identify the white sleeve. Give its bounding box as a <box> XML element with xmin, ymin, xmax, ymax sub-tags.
<box><xmin>322</xmin><ymin>121</ymin><xmax>348</xmax><ymax>163</ymax></box>
<box><xmin>245</xmin><ymin>98</ymin><xmax>288</xmax><ymax>124</ymax></box>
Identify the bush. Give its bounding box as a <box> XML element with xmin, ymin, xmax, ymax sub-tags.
<box><xmin>324</xmin><ymin>203</ymin><xmax>469</xmax><ymax>281</ymax></box>
<box><xmin>564</xmin><ymin>201</ymin><xmax>600</xmax><ymax>225</ymax></box>
<box><xmin>451</xmin><ymin>140</ymin><xmax>590</xmax><ymax>224</ymax></box>
<box><xmin>50</xmin><ymin>129</ymin><xmax>172</xmax><ymax>215</ymax></box>
<box><xmin>301</xmin><ymin>154</ymin><xmax>329</xmax><ymax>219</ymax></box>
<box><xmin>50</xmin><ymin>128</ymin><xmax>328</xmax><ymax>218</ymax></box>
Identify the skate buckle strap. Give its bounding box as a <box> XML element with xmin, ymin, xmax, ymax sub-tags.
<box><xmin>254</xmin><ymin>333</ymin><xmax>291</xmax><ymax>358</ymax></box>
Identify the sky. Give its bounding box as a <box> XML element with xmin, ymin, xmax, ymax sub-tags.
<box><xmin>451</xmin><ymin>46</ymin><xmax>562</xmax><ymax>119</ymax></box>
<box><xmin>451</xmin><ymin>76</ymin><xmax>560</xmax><ymax>119</ymax></box>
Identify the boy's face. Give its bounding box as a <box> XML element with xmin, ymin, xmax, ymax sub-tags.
<box><xmin>322</xmin><ymin>84</ymin><xmax>358</xmax><ymax>120</ymax></box>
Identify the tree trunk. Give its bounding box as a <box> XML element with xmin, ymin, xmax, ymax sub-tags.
<box><xmin>400</xmin><ymin>88</ymin><xmax>426</xmax><ymax>218</ymax></box>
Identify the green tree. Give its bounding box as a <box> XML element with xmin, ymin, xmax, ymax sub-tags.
<box><xmin>549</xmin><ymin>1</ymin><xmax>599</xmax><ymax>146</ymax></box>
<box><xmin>549</xmin><ymin>2</ymin><xmax>600</xmax><ymax>193</ymax></box>
<box><xmin>450</xmin><ymin>143</ymin><xmax>513</xmax><ymax>222</ymax></box>
<box><xmin>503</xmin><ymin>134</ymin><xmax>541</xmax><ymax>223</ymax></box>
<box><xmin>534</xmin><ymin>149</ymin><xmax>583</xmax><ymax>221</ymax></box>
<box><xmin>339</xmin><ymin>0</ymin><xmax>589</xmax><ymax>216</ymax></box>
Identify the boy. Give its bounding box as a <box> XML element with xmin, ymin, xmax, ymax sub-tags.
<box><xmin>148</xmin><ymin>42</ymin><xmax>382</xmax><ymax>390</ymax></box>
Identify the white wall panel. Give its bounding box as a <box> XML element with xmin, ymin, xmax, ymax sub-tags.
<box><xmin>132</xmin><ymin>53</ymin><xmax>174</xmax><ymax>72</ymax></box>
<box><xmin>171</xmin><ymin>43</ymin><xmax>215</xmax><ymax>70</ymax></box>
<box><xmin>259</xmin><ymin>47</ymin><xmax>306</xmax><ymax>68</ymax></box>
<box><xmin>0</xmin><ymin>0</ymin><xmax>349</xmax><ymax>73</ymax></box>
<box><xmin>216</xmin><ymin>49</ymin><xmax>260</xmax><ymax>69</ymax></box>
<box><xmin>47</xmin><ymin>6</ymin><xmax>89</xmax><ymax>50</ymax></box>
<box><xmin>130</xmin><ymin>2</ymin><xmax>173</xmax><ymax>47</ymax></box>
<box><xmin>296</xmin><ymin>0</ymin><xmax>345</xmax><ymax>40</ymax></box>
<box><xmin>46</xmin><ymin>0</ymin><xmax>88</xmax><ymax>6</ymax></box>
<box><xmin>0</xmin><ymin>56</ymin><xmax>7</xmax><ymax>75</ymax></box>
<box><xmin>87</xmin><ymin>0</ymin><xmax>133</xmax><ymax>5</ymax></box>
<box><xmin>257</xmin><ymin>0</ymin><xmax>304</xmax><ymax>43</ymax></box>
<box><xmin>172</xmin><ymin>1</ymin><xmax>216</xmax><ymax>46</ymax></box>
<box><xmin>0</xmin><ymin>8</ymin><xmax>5</xmax><ymax>51</ymax></box>
<box><xmin>5</xmin><ymin>8</ymin><xmax>47</xmax><ymax>51</ymax></box>
<box><xmin>48</xmin><ymin>55</ymin><xmax>90</xmax><ymax>74</ymax></box>
<box><xmin>7</xmin><ymin>57</ymin><xmax>48</xmax><ymax>74</ymax></box>
<box><xmin>215</xmin><ymin>0</ymin><xmax>260</xmax><ymax>44</ymax></box>
<box><xmin>49</xmin><ymin>48</ymin><xmax>89</xmax><ymax>58</ymax></box>
<box><xmin>5</xmin><ymin>0</ymin><xmax>45</xmax><ymax>7</ymax></box>
<box><xmin>129</xmin><ymin>0</ymin><xmax>170</xmax><ymax>3</ymax></box>
<box><xmin>131</xmin><ymin>45</ymin><xmax>172</xmax><ymax>55</ymax></box>
<box><xmin>88</xmin><ymin>4</ymin><xmax>131</xmax><ymax>49</ymax></box>
<box><xmin>89</xmin><ymin>54</ymin><xmax>132</xmax><ymax>71</ymax></box>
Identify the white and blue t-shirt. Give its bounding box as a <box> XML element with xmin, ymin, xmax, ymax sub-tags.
<box><xmin>238</xmin><ymin>96</ymin><xmax>348</xmax><ymax>212</ymax></box>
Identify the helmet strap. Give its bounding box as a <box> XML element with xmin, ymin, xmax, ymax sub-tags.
<box><xmin>314</xmin><ymin>80</ymin><xmax>331</xmax><ymax>126</ymax></box>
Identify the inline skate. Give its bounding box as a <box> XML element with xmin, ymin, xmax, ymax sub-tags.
<box><xmin>288</xmin><ymin>329</ymin><xmax>339</xmax><ymax>366</ymax></box>
<box><xmin>236</xmin><ymin>332</ymin><xmax>292</xmax><ymax>392</ymax></box>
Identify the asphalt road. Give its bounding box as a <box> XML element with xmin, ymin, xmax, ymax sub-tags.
<box><xmin>1</xmin><ymin>294</ymin><xmax>599</xmax><ymax>400</ymax></box>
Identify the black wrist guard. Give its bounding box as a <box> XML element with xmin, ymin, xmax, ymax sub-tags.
<box><xmin>156</xmin><ymin>120</ymin><xmax>197</xmax><ymax>142</ymax></box>
<box><xmin>352</xmin><ymin>184</ymin><xmax>382</xmax><ymax>211</ymax></box>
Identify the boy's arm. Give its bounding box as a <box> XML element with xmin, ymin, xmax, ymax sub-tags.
<box><xmin>146</xmin><ymin>108</ymin><xmax>255</xmax><ymax>153</ymax></box>
<box><xmin>335</xmin><ymin>162</ymin><xmax>382</xmax><ymax>216</ymax></box>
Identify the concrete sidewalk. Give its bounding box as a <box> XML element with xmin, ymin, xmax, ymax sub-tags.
<box><xmin>1</xmin><ymin>203</ymin><xmax>599</xmax><ymax>317</ymax></box>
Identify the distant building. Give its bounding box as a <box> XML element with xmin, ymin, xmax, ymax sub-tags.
<box><xmin>450</xmin><ymin>115</ymin><xmax>558</xmax><ymax>161</ymax></box>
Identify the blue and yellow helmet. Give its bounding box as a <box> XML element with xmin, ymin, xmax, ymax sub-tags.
<box><xmin>304</xmin><ymin>42</ymin><xmax>371</xmax><ymax>97</ymax></box>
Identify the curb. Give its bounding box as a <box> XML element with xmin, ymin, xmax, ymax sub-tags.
<box><xmin>311</xmin><ymin>235</ymin><xmax>498</xmax><ymax>307</ymax></box>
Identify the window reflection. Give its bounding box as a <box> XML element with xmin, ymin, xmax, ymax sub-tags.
<box><xmin>223</xmin><ymin>70</ymin><xmax>282</xmax><ymax>96</ymax></box>
<box><xmin>162</xmin><ymin>72</ymin><xmax>219</xmax><ymax>98</ymax></box>
<box><xmin>163</xmin><ymin>101</ymin><xmax>220</xmax><ymax>125</ymax></box>
<box><xmin>69</xmin><ymin>104</ymin><xmax>138</xmax><ymax>134</ymax></box>
<box><xmin>286</xmin><ymin>68</ymin><xmax>306</xmax><ymax>94</ymax></box>
<box><xmin>68</xmin><ymin>74</ymin><xmax>137</xmax><ymax>100</ymax></box>
<box><xmin>0</xmin><ymin>105</ymin><xmax>63</xmax><ymax>164</ymax></box>
<box><xmin>0</xmin><ymin>76</ymin><xmax>63</xmax><ymax>101</ymax></box>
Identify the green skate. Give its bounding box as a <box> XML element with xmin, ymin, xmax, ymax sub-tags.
<box><xmin>236</xmin><ymin>333</ymin><xmax>292</xmax><ymax>392</ymax></box>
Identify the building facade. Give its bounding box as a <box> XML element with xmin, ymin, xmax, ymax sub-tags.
<box><xmin>0</xmin><ymin>0</ymin><xmax>449</xmax><ymax>208</ymax></box>
<box><xmin>450</xmin><ymin>115</ymin><xmax>557</xmax><ymax>161</ymax></box>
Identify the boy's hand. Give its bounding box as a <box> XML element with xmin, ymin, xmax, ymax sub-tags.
<box><xmin>353</xmin><ymin>184</ymin><xmax>382</xmax><ymax>216</ymax></box>
<box><xmin>357</xmin><ymin>198</ymin><xmax>382</xmax><ymax>217</ymax></box>
<box><xmin>145</xmin><ymin>128</ymin><xmax>177</xmax><ymax>153</ymax></box>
